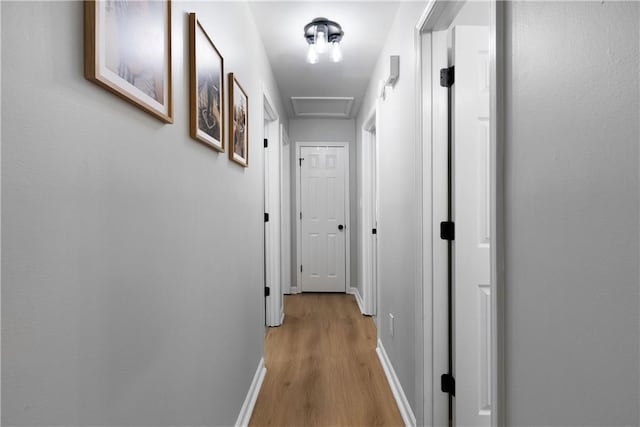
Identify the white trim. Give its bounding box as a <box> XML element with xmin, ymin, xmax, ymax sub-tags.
<box><xmin>263</xmin><ymin>83</ymin><xmax>279</xmax><ymax>122</ymax></box>
<box><xmin>287</xmin><ymin>286</ymin><xmax>300</xmax><ymax>295</ymax></box>
<box><xmin>235</xmin><ymin>357</ymin><xmax>267</xmax><ymax>427</ymax></box>
<box><xmin>348</xmin><ymin>287</ymin><xmax>366</xmax><ymax>315</ymax></box>
<box><xmin>295</xmin><ymin>141</ymin><xmax>351</xmax><ymax>293</ymax></box>
<box><xmin>376</xmin><ymin>339</ymin><xmax>417</xmax><ymax>427</ymax></box>
<box><xmin>416</xmin><ymin>2</ymin><xmax>505</xmax><ymax>426</ymax></box>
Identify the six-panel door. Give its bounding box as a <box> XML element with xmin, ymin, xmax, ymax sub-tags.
<box><xmin>300</xmin><ymin>146</ymin><xmax>347</xmax><ymax>292</ymax></box>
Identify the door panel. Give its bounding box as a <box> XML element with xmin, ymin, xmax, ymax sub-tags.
<box><xmin>300</xmin><ymin>146</ymin><xmax>346</xmax><ymax>292</ymax></box>
<box><xmin>453</xmin><ymin>25</ymin><xmax>491</xmax><ymax>427</ymax></box>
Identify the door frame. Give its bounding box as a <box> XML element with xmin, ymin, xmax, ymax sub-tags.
<box><xmin>295</xmin><ymin>141</ymin><xmax>351</xmax><ymax>293</ymax></box>
<box><xmin>263</xmin><ymin>85</ymin><xmax>283</xmax><ymax>327</ymax></box>
<box><xmin>414</xmin><ymin>1</ymin><xmax>505</xmax><ymax>426</ymax></box>
<box><xmin>360</xmin><ymin>106</ymin><xmax>379</xmax><ymax>316</ymax></box>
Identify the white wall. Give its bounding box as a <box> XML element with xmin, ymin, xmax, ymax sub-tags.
<box><xmin>1</xmin><ymin>1</ymin><xmax>286</xmax><ymax>425</ymax></box>
<box><xmin>288</xmin><ymin>118</ymin><xmax>357</xmax><ymax>291</ymax></box>
<box><xmin>504</xmin><ymin>2</ymin><xmax>639</xmax><ymax>425</ymax></box>
<box><xmin>356</xmin><ymin>2</ymin><xmax>426</xmax><ymax>421</ymax></box>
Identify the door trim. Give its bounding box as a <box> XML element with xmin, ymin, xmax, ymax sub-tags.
<box><xmin>295</xmin><ymin>142</ymin><xmax>351</xmax><ymax>293</ymax></box>
<box><xmin>414</xmin><ymin>1</ymin><xmax>505</xmax><ymax>426</ymax></box>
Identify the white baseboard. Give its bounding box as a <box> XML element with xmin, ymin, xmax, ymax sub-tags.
<box><xmin>348</xmin><ymin>287</ymin><xmax>366</xmax><ymax>315</ymax></box>
<box><xmin>376</xmin><ymin>339</ymin><xmax>417</xmax><ymax>427</ymax></box>
<box><xmin>235</xmin><ymin>357</ymin><xmax>267</xmax><ymax>427</ymax></box>
<box><xmin>288</xmin><ymin>286</ymin><xmax>301</xmax><ymax>294</ymax></box>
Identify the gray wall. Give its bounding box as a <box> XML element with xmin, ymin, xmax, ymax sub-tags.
<box><xmin>504</xmin><ymin>2</ymin><xmax>639</xmax><ymax>425</ymax></box>
<box><xmin>288</xmin><ymin>118</ymin><xmax>357</xmax><ymax>292</ymax></box>
<box><xmin>356</xmin><ymin>2</ymin><xmax>426</xmax><ymax>421</ymax></box>
<box><xmin>1</xmin><ymin>1</ymin><xmax>286</xmax><ymax>425</ymax></box>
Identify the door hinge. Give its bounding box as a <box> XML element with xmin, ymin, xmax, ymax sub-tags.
<box><xmin>440</xmin><ymin>66</ymin><xmax>455</xmax><ymax>88</ymax></box>
<box><xmin>440</xmin><ymin>221</ymin><xmax>455</xmax><ymax>240</ymax></box>
<box><xmin>264</xmin><ymin>213</ymin><xmax>269</xmax><ymax>222</ymax></box>
<box><xmin>300</xmin><ymin>265</ymin><xmax>303</xmax><ymax>273</ymax></box>
<box><xmin>300</xmin><ymin>212</ymin><xmax>302</xmax><ymax>220</ymax></box>
<box><xmin>264</xmin><ymin>286</ymin><xmax>270</xmax><ymax>297</ymax></box>
<box><xmin>441</xmin><ymin>373</ymin><xmax>455</xmax><ymax>396</ymax></box>
<box><xmin>299</xmin><ymin>157</ymin><xmax>304</xmax><ymax>167</ymax></box>
<box><xmin>372</xmin><ymin>228</ymin><xmax>377</xmax><ymax>235</ymax></box>
<box><xmin>264</xmin><ymin>138</ymin><xmax>268</xmax><ymax>148</ymax></box>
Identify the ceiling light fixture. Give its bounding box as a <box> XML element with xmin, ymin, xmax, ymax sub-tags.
<box><xmin>304</xmin><ymin>17</ymin><xmax>344</xmax><ymax>64</ymax></box>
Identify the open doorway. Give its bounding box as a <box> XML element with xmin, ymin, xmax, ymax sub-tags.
<box><xmin>263</xmin><ymin>89</ymin><xmax>283</xmax><ymax>327</ymax></box>
<box><xmin>417</xmin><ymin>1</ymin><xmax>504</xmax><ymax>426</ymax></box>
<box><xmin>360</xmin><ymin>106</ymin><xmax>379</xmax><ymax>317</ymax></box>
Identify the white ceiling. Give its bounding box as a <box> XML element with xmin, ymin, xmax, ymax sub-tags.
<box><xmin>248</xmin><ymin>1</ymin><xmax>401</xmax><ymax>119</ymax></box>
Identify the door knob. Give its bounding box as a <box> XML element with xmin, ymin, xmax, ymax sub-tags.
<box><xmin>338</xmin><ymin>224</ymin><xmax>344</xmax><ymax>230</ymax></box>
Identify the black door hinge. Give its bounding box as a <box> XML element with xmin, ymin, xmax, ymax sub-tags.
<box><xmin>440</xmin><ymin>66</ymin><xmax>455</xmax><ymax>88</ymax></box>
<box><xmin>264</xmin><ymin>138</ymin><xmax>268</xmax><ymax>148</ymax></box>
<box><xmin>299</xmin><ymin>158</ymin><xmax>304</xmax><ymax>167</ymax></box>
<box><xmin>372</xmin><ymin>228</ymin><xmax>377</xmax><ymax>235</ymax></box>
<box><xmin>441</xmin><ymin>373</ymin><xmax>456</xmax><ymax>396</ymax></box>
<box><xmin>300</xmin><ymin>265</ymin><xmax>303</xmax><ymax>273</ymax></box>
<box><xmin>264</xmin><ymin>286</ymin><xmax>270</xmax><ymax>297</ymax></box>
<box><xmin>440</xmin><ymin>221</ymin><xmax>455</xmax><ymax>240</ymax></box>
<box><xmin>300</xmin><ymin>212</ymin><xmax>302</xmax><ymax>220</ymax></box>
<box><xmin>264</xmin><ymin>213</ymin><xmax>269</xmax><ymax>222</ymax></box>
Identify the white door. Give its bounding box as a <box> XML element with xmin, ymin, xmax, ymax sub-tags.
<box><xmin>264</xmin><ymin>118</ymin><xmax>282</xmax><ymax>327</ymax></box>
<box><xmin>300</xmin><ymin>146</ymin><xmax>347</xmax><ymax>292</ymax></box>
<box><xmin>280</xmin><ymin>126</ymin><xmax>291</xmax><ymax>295</ymax></box>
<box><xmin>369</xmin><ymin>129</ymin><xmax>379</xmax><ymax>315</ymax></box>
<box><xmin>453</xmin><ymin>25</ymin><xmax>491</xmax><ymax>427</ymax></box>
<box><xmin>360</xmin><ymin>124</ymin><xmax>378</xmax><ymax>315</ymax></box>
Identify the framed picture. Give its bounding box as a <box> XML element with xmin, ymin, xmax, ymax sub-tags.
<box><xmin>85</xmin><ymin>0</ymin><xmax>173</xmax><ymax>123</ymax></box>
<box><xmin>229</xmin><ymin>74</ymin><xmax>249</xmax><ymax>167</ymax></box>
<box><xmin>189</xmin><ymin>14</ymin><xmax>224</xmax><ymax>152</ymax></box>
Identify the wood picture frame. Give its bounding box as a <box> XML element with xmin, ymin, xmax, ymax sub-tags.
<box><xmin>189</xmin><ymin>13</ymin><xmax>224</xmax><ymax>152</ymax></box>
<box><xmin>85</xmin><ymin>0</ymin><xmax>173</xmax><ymax>123</ymax></box>
<box><xmin>228</xmin><ymin>73</ymin><xmax>249</xmax><ymax>167</ymax></box>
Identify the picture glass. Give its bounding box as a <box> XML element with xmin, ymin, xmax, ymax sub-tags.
<box><xmin>232</xmin><ymin>83</ymin><xmax>248</xmax><ymax>162</ymax></box>
<box><xmin>97</xmin><ymin>0</ymin><xmax>170</xmax><ymax>117</ymax></box>
<box><xmin>195</xmin><ymin>23</ymin><xmax>223</xmax><ymax>147</ymax></box>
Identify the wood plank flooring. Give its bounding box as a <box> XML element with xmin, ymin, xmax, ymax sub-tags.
<box><xmin>249</xmin><ymin>293</ymin><xmax>404</xmax><ymax>427</ymax></box>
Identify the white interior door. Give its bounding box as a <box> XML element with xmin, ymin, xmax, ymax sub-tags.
<box><xmin>263</xmin><ymin>121</ymin><xmax>272</xmax><ymax>324</ymax></box>
<box><xmin>300</xmin><ymin>146</ymin><xmax>347</xmax><ymax>292</ymax></box>
<box><xmin>453</xmin><ymin>25</ymin><xmax>491</xmax><ymax>427</ymax></box>
<box><xmin>264</xmin><ymin>116</ymin><xmax>282</xmax><ymax>327</ymax></box>
<box><xmin>370</xmin><ymin>130</ymin><xmax>378</xmax><ymax>315</ymax></box>
<box><xmin>280</xmin><ymin>126</ymin><xmax>291</xmax><ymax>295</ymax></box>
<box><xmin>360</xmin><ymin>124</ymin><xmax>378</xmax><ymax>315</ymax></box>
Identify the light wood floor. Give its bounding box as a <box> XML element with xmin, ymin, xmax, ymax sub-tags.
<box><xmin>249</xmin><ymin>293</ymin><xmax>404</xmax><ymax>427</ymax></box>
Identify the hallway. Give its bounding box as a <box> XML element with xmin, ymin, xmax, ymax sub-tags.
<box><xmin>250</xmin><ymin>294</ymin><xmax>403</xmax><ymax>426</ymax></box>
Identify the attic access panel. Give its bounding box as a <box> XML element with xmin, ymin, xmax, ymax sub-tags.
<box><xmin>291</xmin><ymin>97</ymin><xmax>354</xmax><ymax>118</ymax></box>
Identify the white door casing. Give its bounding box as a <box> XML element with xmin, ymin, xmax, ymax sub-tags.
<box><xmin>299</xmin><ymin>145</ymin><xmax>348</xmax><ymax>292</ymax></box>
<box><xmin>453</xmin><ymin>25</ymin><xmax>491</xmax><ymax>427</ymax></box>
